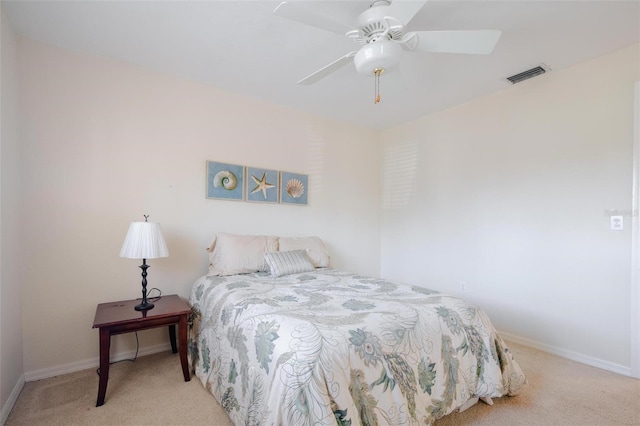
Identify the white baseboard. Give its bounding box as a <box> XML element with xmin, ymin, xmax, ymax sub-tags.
<box><xmin>19</xmin><ymin>331</ymin><xmax>636</xmax><ymax>387</ymax></box>
<box><xmin>499</xmin><ymin>331</ymin><xmax>633</xmax><ymax>377</ymax></box>
<box><xmin>24</xmin><ymin>342</ymin><xmax>172</xmax><ymax>382</ymax></box>
<box><xmin>1</xmin><ymin>374</ymin><xmax>25</xmax><ymax>426</ymax></box>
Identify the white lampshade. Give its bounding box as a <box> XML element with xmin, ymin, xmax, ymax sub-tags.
<box><xmin>119</xmin><ymin>221</ymin><xmax>169</xmax><ymax>259</ymax></box>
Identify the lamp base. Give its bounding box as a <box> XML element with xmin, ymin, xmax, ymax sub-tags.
<box><xmin>134</xmin><ymin>301</ymin><xmax>154</xmax><ymax>311</ymax></box>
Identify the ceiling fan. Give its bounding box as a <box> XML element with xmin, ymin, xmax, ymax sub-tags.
<box><xmin>274</xmin><ymin>0</ymin><xmax>501</xmax><ymax>102</ymax></box>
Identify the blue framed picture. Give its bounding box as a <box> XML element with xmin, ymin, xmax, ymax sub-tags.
<box><xmin>246</xmin><ymin>167</ymin><xmax>279</xmax><ymax>203</ymax></box>
<box><xmin>280</xmin><ymin>171</ymin><xmax>308</xmax><ymax>205</ymax></box>
<box><xmin>206</xmin><ymin>161</ymin><xmax>244</xmax><ymax>201</ymax></box>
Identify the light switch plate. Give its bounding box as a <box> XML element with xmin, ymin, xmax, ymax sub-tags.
<box><xmin>611</xmin><ymin>215</ymin><xmax>623</xmax><ymax>231</ymax></box>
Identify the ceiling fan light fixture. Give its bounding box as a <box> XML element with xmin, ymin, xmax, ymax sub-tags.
<box><xmin>354</xmin><ymin>40</ymin><xmax>401</xmax><ymax>76</ymax></box>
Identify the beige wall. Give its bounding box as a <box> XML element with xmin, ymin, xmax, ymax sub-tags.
<box><xmin>17</xmin><ymin>38</ymin><xmax>381</xmax><ymax>376</ymax></box>
<box><xmin>1</xmin><ymin>7</ymin><xmax>24</xmax><ymax>420</ymax></box>
<box><xmin>380</xmin><ymin>44</ymin><xmax>639</xmax><ymax>374</ymax></box>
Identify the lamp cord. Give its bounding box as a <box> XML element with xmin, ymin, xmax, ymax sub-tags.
<box><xmin>147</xmin><ymin>287</ymin><xmax>162</xmax><ymax>302</ymax></box>
<box><xmin>96</xmin><ymin>331</ymin><xmax>139</xmax><ymax>376</ymax></box>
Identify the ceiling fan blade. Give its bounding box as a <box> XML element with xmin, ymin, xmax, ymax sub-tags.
<box><xmin>387</xmin><ymin>0</ymin><xmax>428</xmax><ymax>25</ymax></box>
<box><xmin>297</xmin><ymin>52</ymin><xmax>357</xmax><ymax>85</ymax></box>
<box><xmin>273</xmin><ymin>1</ymin><xmax>351</xmax><ymax>35</ymax></box>
<box><xmin>406</xmin><ymin>30</ymin><xmax>502</xmax><ymax>54</ymax></box>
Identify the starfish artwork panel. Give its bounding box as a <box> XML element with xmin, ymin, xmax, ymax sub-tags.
<box><xmin>246</xmin><ymin>167</ymin><xmax>279</xmax><ymax>203</ymax></box>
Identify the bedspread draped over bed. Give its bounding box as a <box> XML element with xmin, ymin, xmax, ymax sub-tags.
<box><xmin>188</xmin><ymin>269</ymin><xmax>525</xmax><ymax>426</ymax></box>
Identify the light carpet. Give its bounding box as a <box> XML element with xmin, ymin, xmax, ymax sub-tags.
<box><xmin>5</xmin><ymin>341</ymin><xmax>640</xmax><ymax>425</ymax></box>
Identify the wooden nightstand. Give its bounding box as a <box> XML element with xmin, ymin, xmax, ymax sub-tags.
<box><xmin>92</xmin><ymin>294</ymin><xmax>192</xmax><ymax>406</ymax></box>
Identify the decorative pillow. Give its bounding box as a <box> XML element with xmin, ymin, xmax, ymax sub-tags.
<box><xmin>264</xmin><ymin>250</ymin><xmax>315</xmax><ymax>277</ymax></box>
<box><xmin>207</xmin><ymin>233</ymin><xmax>278</xmax><ymax>276</ymax></box>
<box><xmin>278</xmin><ymin>236</ymin><xmax>330</xmax><ymax>268</ymax></box>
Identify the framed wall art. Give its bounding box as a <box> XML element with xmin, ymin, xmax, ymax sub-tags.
<box><xmin>206</xmin><ymin>161</ymin><xmax>244</xmax><ymax>201</ymax></box>
<box><xmin>246</xmin><ymin>167</ymin><xmax>279</xmax><ymax>203</ymax></box>
<box><xmin>280</xmin><ymin>171</ymin><xmax>308</xmax><ymax>205</ymax></box>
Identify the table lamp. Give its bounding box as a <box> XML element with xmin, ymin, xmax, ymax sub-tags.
<box><xmin>119</xmin><ymin>215</ymin><xmax>169</xmax><ymax>311</ymax></box>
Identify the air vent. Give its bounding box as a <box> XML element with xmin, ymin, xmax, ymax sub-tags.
<box><xmin>506</xmin><ymin>65</ymin><xmax>549</xmax><ymax>84</ymax></box>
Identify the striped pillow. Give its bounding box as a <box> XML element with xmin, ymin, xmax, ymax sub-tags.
<box><xmin>264</xmin><ymin>250</ymin><xmax>315</xmax><ymax>277</ymax></box>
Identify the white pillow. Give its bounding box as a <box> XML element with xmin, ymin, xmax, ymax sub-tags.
<box><xmin>207</xmin><ymin>233</ymin><xmax>278</xmax><ymax>276</ymax></box>
<box><xmin>264</xmin><ymin>250</ymin><xmax>315</xmax><ymax>277</ymax></box>
<box><xmin>278</xmin><ymin>236</ymin><xmax>330</xmax><ymax>268</ymax></box>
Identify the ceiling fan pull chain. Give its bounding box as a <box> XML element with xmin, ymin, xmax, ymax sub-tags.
<box><xmin>374</xmin><ymin>67</ymin><xmax>383</xmax><ymax>104</ymax></box>
<box><xmin>374</xmin><ymin>72</ymin><xmax>378</xmax><ymax>104</ymax></box>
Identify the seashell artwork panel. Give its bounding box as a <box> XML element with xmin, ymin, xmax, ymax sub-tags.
<box><xmin>280</xmin><ymin>171</ymin><xmax>308</xmax><ymax>205</ymax></box>
<box><xmin>206</xmin><ymin>161</ymin><xmax>245</xmax><ymax>200</ymax></box>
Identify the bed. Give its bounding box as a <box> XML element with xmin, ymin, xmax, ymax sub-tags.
<box><xmin>188</xmin><ymin>233</ymin><xmax>526</xmax><ymax>425</ymax></box>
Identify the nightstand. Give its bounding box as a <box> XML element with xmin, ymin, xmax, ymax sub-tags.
<box><xmin>92</xmin><ymin>294</ymin><xmax>192</xmax><ymax>406</ymax></box>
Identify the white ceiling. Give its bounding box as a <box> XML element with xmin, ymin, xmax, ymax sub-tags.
<box><xmin>3</xmin><ymin>0</ymin><xmax>639</xmax><ymax>130</ymax></box>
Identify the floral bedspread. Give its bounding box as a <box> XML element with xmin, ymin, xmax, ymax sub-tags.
<box><xmin>188</xmin><ymin>269</ymin><xmax>525</xmax><ymax>425</ymax></box>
